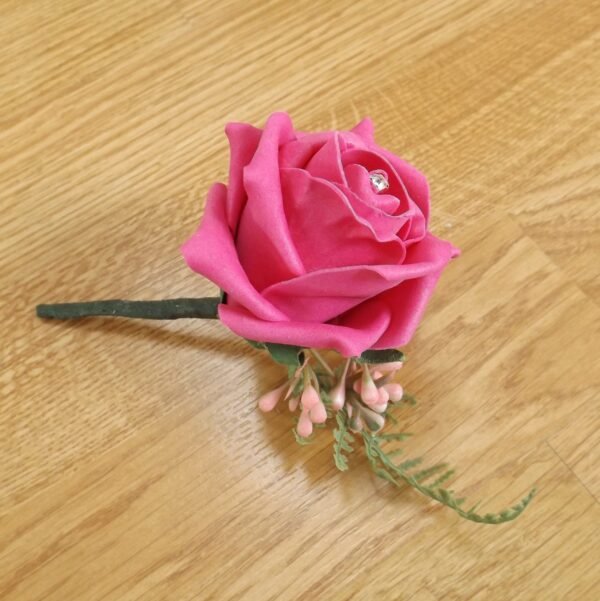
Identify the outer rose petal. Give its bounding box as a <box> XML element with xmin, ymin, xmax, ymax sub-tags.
<box><xmin>364</xmin><ymin>235</ymin><xmax>459</xmax><ymax>349</ymax></box>
<box><xmin>218</xmin><ymin>298</ymin><xmax>392</xmax><ymax>357</ymax></box>
<box><xmin>236</xmin><ymin>112</ymin><xmax>305</xmax><ymax>291</ymax></box>
<box><xmin>224</xmin><ymin>122</ymin><xmax>262</xmax><ymax>231</ymax></box>
<box><xmin>350</xmin><ymin>117</ymin><xmax>375</xmax><ymax>143</ymax></box>
<box><xmin>181</xmin><ymin>183</ymin><xmax>287</xmax><ymax>322</ymax></box>
<box><xmin>261</xmin><ymin>244</ymin><xmax>454</xmax><ymax>323</ymax></box>
<box><xmin>366</xmin><ymin>275</ymin><xmax>442</xmax><ymax>349</ymax></box>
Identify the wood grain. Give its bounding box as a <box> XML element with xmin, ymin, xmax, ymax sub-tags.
<box><xmin>1</xmin><ymin>1</ymin><xmax>599</xmax><ymax>599</ymax></box>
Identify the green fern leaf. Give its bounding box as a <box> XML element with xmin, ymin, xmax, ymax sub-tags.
<box><xmin>401</xmin><ymin>392</ymin><xmax>417</xmax><ymax>406</ymax></box>
<box><xmin>379</xmin><ymin>432</ymin><xmax>413</xmax><ymax>442</ymax></box>
<box><xmin>387</xmin><ymin>448</ymin><xmax>404</xmax><ymax>457</ymax></box>
<box><xmin>398</xmin><ymin>457</ymin><xmax>423</xmax><ymax>471</ymax></box>
<box><xmin>333</xmin><ymin>410</ymin><xmax>354</xmax><ymax>471</ymax></box>
<box><xmin>430</xmin><ymin>469</ymin><xmax>456</xmax><ymax>489</ymax></box>
<box><xmin>412</xmin><ymin>463</ymin><xmax>448</xmax><ymax>482</ymax></box>
<box><xmin>292</xmin><ymin>428</ymin><xmax>315</xmax><ymax>446</ymax></box>
<box><xmin>362</xmin><ymin>431</ymin><xmax>536</xmax><ymax>524</ymax></box>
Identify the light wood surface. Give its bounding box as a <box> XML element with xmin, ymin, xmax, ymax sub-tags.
<box><xmin>1</xmin><ymin>1</ymin><xmax>599</xmax><ymax>599</ymax></box>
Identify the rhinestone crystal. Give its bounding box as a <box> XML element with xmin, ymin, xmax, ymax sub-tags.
<box><xmin>369</xmin><ymin>170</ymin><xmax>389</xmax><ymax>193</ymax></box>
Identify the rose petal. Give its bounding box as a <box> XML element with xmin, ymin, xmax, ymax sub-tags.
<box><xmin>377</xmin><ymin>149</ymin><xmax>430</xmax><ymax>223</ymax></box>
<box><xmin>218</xmin><ymin>298</ymin><xmax>392</xmax><ymax>357</ymax></box>
<box><xmin>280</xmin><ymin>168</ymin><xmax>405</xmax><ymax>273</ymax></box>
<box><xmin>181</xmin><ymin>183</ymin><xmax>287</xmax><ymax>322</ymax></box>
<box><xmin>350</xmin><ymin>117</ymin><xmax>375</xmax><ymax>143</ymax></box>
<box><xmin>336</xmin><ymin>183</ymin><xmax>410</xmax><ymax>241</ymax></box>
<box><xmin>341</xmin><ymin>148</ymin><xmax>413</xmax><ymax>214</ymax></box>
<box><xmin>261</xmin><ymin>234</ymin><xmax>453</xmax><ymax>323</ymax></box>
<box><xmin>399</xmin><ymin>196</ymin><xmax>428</xmax><ymax>245</ymax></box>
<box><xmin>224</xmin><ymin>122</ymin><xmax>262</xmax><ymax>231</ymax></box>
<box><xmin>348</xmin><ymin>117</ymin><xmax>430</xmax><ymax>224</ymax></box>
<box><xmin>280</xmin><ymin>131</ymin><xmax>332</xmax><ymax>168</ymax></box>
<box><xmin>304</xmin><ymin>133</ymin><xmax>347</xmax><ymax>185</ymax></box>
<box><xmin>366</xmin><ymin>234</ymin><xmax>456</xmax><ymax>349</ymax></box>
<box><xmin>236</xmin><ymin>112</ymin><xmax>305</xmax><ymax>290</ymax></box>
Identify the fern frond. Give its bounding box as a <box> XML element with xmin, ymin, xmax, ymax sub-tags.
<box><xmin>412</xmin><ymin>463</ymin><xmax>448</xmax><ymax>482</ymax></box>
<box><xmin>379</xmin><ymin>432</ymin><xmax>413</xmax><ymax>442</ymax></box>
<box><xmin>398</xmin><ymin>457</ymin><xmax>423</xmax><ymax>471</ymax></box>
<box><xmin>429</xmin><ymin>469</ymin><xmax>456</xmax><ymax>488</ymax></box>
<box><xmin>333</xmin><ymin>410</ymin><xmax>354</xmax><ymax>471</ymax></box>
<box><xmin>387</xmin><ymin>448</ymin><xmax>404</xmax><ymax>457</ymax></box>
<box><xmin>401</xmin><ymin>392</ymin><xmax>417</xmax><ymax>406</ymax></box>
<box><xmin>362</xmin><ymin>432</ymin><xmax>536</xmax><ymax>524</ymax></box>
<box><xmin>384</xmin><ymin>410</ymin><xmax>399</xmax><ymax>425</ymax></box>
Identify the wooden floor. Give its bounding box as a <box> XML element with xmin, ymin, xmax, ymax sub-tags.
<box><xmin>1</xmin><ymin>1</ymin><xmax>599</xmax><ymax>599</ymax></box>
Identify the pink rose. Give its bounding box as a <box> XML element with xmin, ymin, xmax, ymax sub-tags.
<box><xmin>182</xmin><ymin>112</ymin><xmax>459</xmax><ymax>357</ymax></box>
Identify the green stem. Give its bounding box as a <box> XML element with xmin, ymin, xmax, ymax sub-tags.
<box><xmin>36</xmin><ymin>297</ymin><xmax>220</xmax><ymax>320</ymax></box>
<box><xmin>309</xmin><ymin>349</ymin><xmax>335</xmax><ymax>376</ymax></box>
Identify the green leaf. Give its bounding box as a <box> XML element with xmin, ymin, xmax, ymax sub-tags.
<box><xmin>246</xmin><ymin>339</ymin><xmax>266</xmax><ymax>350</ymax></box>
<box><xmin>357</xmin><ymin>349</ymin><xmax>405</xmax><ymax>364</ymax></box>
<box><xmin>401</xmin><ymin>392</ymin><xmax>417</xmax><ymax>406</ymax></box>
<box><xmin>292</xmin><ymin>428</ymin><xmax>315</xmax><ymax>445</ymax></box>
<box><xmin>265</xmin><ymin>343</ymin><xmax>305</xmax><ymax>366</ymax></box>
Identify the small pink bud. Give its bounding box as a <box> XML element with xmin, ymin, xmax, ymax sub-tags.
<box><xmin>288</xmin><ymin>396</ymin><xmax>299</xmax><ymax>412</ymax></box>
<box><xmin>301</xmin><ymin>384</ymin><xmax>320</xmax><ymax>410</ymax></box>
<box><xmin>372</xmin><ymin>370</ymin><xmax>383</xmax><ymax>380</ymax></box>
<box><xmin>371</xmin><ymin>402</ymin><xmax>388</xmax><ymax>414</ymax></box>
<box><xmin>330</xmin><ymin>383</ymin><xmax>345</xmax><ymax>411</ymax></box>
<box><xmin>297</xmin><ymin>410</ymin><xmax>313</xmax><ymax>438</ymax></box>
<box><xmin>383</xmin><ymin>383</ymin><xmax>404</xmax><ymax>402</ymax></box>
<box><xmin>360</xmin><ymin>405</ymin><xmax>385</xmax><ymax>431</ymax></box>
<box><xmin>349</xmin><ymin>413</ymin><xmax>364</xmax><ymax>432</ymax></box>
<box><xmin>353</xmin><ymin>379</ymin><xmax>362</xmax><ymax>394</ymax></box>
<box><xmin>361</xmin><ymin>367</ymin><xmax>379</xmax><ymax>406</ymax></box>
<box><xmin>378</xmin><ymin>387</ymin><xmax>390</xmax><ymax>404</ymax></box>
<box><xmin>310</xmin><ymin>402</ymin><xmax>327</xmax><ymax>424</ymax></box>
<box><xmin>257</xmin><ymin>382</ymin><xmax>287</xmax><ymax>412</ymax></box>
<box><xmin>346</xmin><ymin>404</ymin><xmax>353</xmax><ymax>418</ymax></box>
